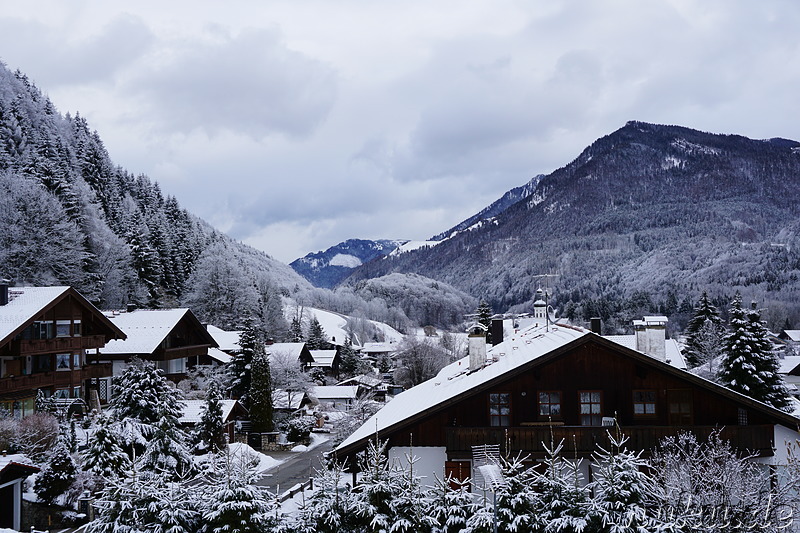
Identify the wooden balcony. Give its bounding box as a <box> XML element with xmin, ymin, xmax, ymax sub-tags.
<box><xmin>11</xmin><ymin>335</ymin><xmax>108</xmax><ymax>356</ymax></box>
<box><xmin>445</xmin><ymin>424</ymin><xmax>776</xmax><ymax>458</ymax></box>
<box><xmin>0</xmin><ymin>363</ymin><xmax>112</xmax><ymax>396</ymax></box>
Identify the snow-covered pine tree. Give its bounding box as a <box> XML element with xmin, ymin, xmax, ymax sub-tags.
<box><xmin>534</xmin><ymin>437</ymin><xmax>591</xmax><ymax>533</ymax></box>
<box><xmin>34</xmin><ymin>435</ymin><xmax>77</xmax><ymax>505</ymax></box>
<box><xmin>202</xmin><ymin>446</ymin><xmax>279</xmax><ymax>533</ymax></box>
<box><xmin>719</xmin><ymin>294</ymin><xmax>793</xmax><ymax>411</ymax></box>
<box><xmin>491</xmin><ymin>453</ymin><xmax>543</xmax><ymax>533</ymax></box>
<box><xmin>249</xmin><ymin>350</ymin><xmax>274</xmax><ymax>433</ymax></box>
<box><xmin>228</xmin><ymin>318</ymin><xmax>261</xmax><ymax>408</ymax></box>
<box><xmin>425</xmin><ymin>475</ymin><xmax>478</xmax><ymax>533</ymax></box>
<box><xmin>746</xmin><ymin>301</ymin><xmax>792</xmax><ymax>412</ymax></box>
<box><xmin>82</xmin><ymin>412</ymin><xmax>131</xmax><ymax>486</ymax></box>
<box><xmin>589</xmin><ymin>430</ymin><xmax>664</xmax><ymax>532</ymax></box>
<box><xmin>139</xmin><ymin>401</ymin><xmax>195</xmax><ymax>481</ymax></box>
<box><xmin>294</xmin><ymin>458</ymin><xmax>353</xmax><ymax>533</ymax></box>
<box><xmin>34</xmin><ymin>388</ymin><xmax>55</xmax><ymax>414</ymax></box>
<box><xmin>684</xmin><ymin>291</ymin><xmax>726</xmax><ymax>369</ymax></box>
<box><xmin>349</xmin><ymin>439</ymin><xmax>398</xmax><ymax>532</ymax></box>
<box><xmin>306</xmin><ymin>317</ymin><xmax>328</xmax><ymax>349</ymax></box>
<box><xmin>338</xmin><ymin>336</ymin><xmax>360</xmax><ymax>377</ymax></box>
<box><xmin>111</xmin><ymin>357</ymin><xmax>185</xmax><ymax>456</ymax></box>
<box><xmin>290</xmin><ymin>316</ymin><xmax>304</xmax><ymax>343</ymax></box>
<box><xmin>476</xmin><ymin>300</ymin><xmax>493</xmax><ymax>344</ymax></box>
<box><xmin>195</xmin><ymin>382</ymin><xmax>227</xmax><ymax>454</ymax></box>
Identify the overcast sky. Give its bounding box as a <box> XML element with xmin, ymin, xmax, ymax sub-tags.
<box><xmin>1</xmin><ymin>1</ymin><xmax>799</xmax><ymax>263</ymax></box>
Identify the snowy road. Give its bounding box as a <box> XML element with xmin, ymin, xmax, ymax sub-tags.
<box><xmin>256</xmin><ymin>438</ymin><xmax>335</xmax><ymax>495</ymax></box>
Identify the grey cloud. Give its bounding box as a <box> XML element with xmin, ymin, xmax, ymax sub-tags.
<box><xmin>126</xmin><ymin>27</ymin><xmax>337</xmax><ymax>139</ymax></box>
<box><xmin>0</xmin><ymin>15</ymin><xmax>153</xmax><ymax>87</ymax></box>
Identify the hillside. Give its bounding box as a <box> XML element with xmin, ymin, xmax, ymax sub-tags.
<box><xmin>0</xmin><ymin>62</ymin><xmax>311</xmax><ymax>331</ymax></box>
<box><xmin>345</xmin><ymin>121</ymin><xmax>800</xmax><ymax>331</ymax></box>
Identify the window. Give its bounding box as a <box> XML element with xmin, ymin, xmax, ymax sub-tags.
<box><xmin>56</xmin><ymin>354</ymin><xmax>71</xmax><ymax>371</ymax></box>
<box><xmin>73</xmin><ymin>320</ymin><xmax>81</xmax><ymax>337</ymax></box>
<box><xmin>538</xmin><ymin>391</ymin><xmax>562</xmax><ymax>418</ymax></box>
<box><xmin>738</xmin><ymin>408</ymin><xmax>748</xmax><ymax>426</ymax></box>
<box><xmin>633</xmin><ymin>390</ymin><xmax>657</xmax><ymax>417</ymax></box>
<box><xmin>56</xmin><ymin>320</ymin><xmax>71</xmax><ymax>337</ymax></box>
<box><xmin>667</xmin><ymin>390</ymin><xmax>693</xmax><ymax>425</ymax></box>
<box><xmin>579</xmin><ymin>391</ymin><xmax>602</xmax><ymax>426</ymax></box>
<box><xmin>489</xmin><ymin>393</ymin><xmax>511</xmax><ymax>427</ymax></box>
<box><xmin>73</xmin><ymin>353</ymin><xmax>82</xmax><ymax>368</ymax></box>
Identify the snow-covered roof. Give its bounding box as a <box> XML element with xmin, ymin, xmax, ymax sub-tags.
<box><xmin>337</xmin><ymin>323</ymin><xmax>589</xmax><ymax>452</ymax></box>
<box><xmin>206</xmin><ymin>325</ymin><xmax>241</xmax><ymax>352</ymax></box>
<box><xmin>207</xmin><ymin>347</ymin><xmax>232</xmax><ymax>364</ymax></box>
<box><xmin>602</xmin><ymin>335</ymin><xmax>687</xmax><ymax>369</ymax></box>
<box><xmin>0</xmin><ymin>453</ymin><xmax>38</xmax><ymax>476</ymax></box>
<box><xmin>309</xmin><ymin>349</ymin><xmax>337</xmax><ymax>367</ymax></box>
<box><xmin>361</xmin><ymin>342</ymin><xmax>397</xmax><ymax>354</ymax></box>
<box><xmin>337</xmin><ymin>374</ymin><xmax>383</xmax><ymax>388</ymax></box>
<box><xmin>267</xmin><ymin>342</ymin><xmax>306</xmax><ymax>361</ymax></box>
<box><xmin>178</xmin><ymin>400</ymin><xmax>241</xmax><ymax>424</ymax></box>
<box><xmin>779</xmin><ymin>355</ymin><xmax>800</xmax><ymax>375</ymax></box>
<box><xmin>785</xmin><ymin>330</ymin><xmax>800</xmax><ymax>342</ymax></box>
<box><xmin>273</xmin><ymin>389</ymin><xmax>308</xmax><ymax>410</ymax></box>
<box><xmin>312</xmin><ymin>385</ymin><xmax>359</xmax><ymax>400</ymax></box>
<box><xmin>101</xmin><ymin>309</ymin><xmax>192</xmax><ymax>355</ymax></box>
<box><xmin>0</xmin><ymin>286</ymin><xmax>70</xmax><ymax>342</ymax></box>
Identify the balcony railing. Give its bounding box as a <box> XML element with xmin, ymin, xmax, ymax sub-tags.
<box><xmin>11</xmin><ymin>335</ymin><xmax>108</xmax><ymax>355</ymax></box>
<box><xmin>445</xmin><ymin>425</ymin><xmax>775</xmax><ymax>457</ymax></box>
<box><xmin>0</xmin><ymin>363</ymin><xmax>113</xmax><ymax>395</ymax></box>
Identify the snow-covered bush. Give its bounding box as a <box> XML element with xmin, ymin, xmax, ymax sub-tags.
<box><xmin>284</xmin><ymin>416</ymin><xmax>316</xmax><ymax>443</ymax></box>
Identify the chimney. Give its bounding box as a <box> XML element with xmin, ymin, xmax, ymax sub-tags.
<box><xmin>467</xmin><ymin>324</ymin><xmax>488</xmax><ymax>372</ymax></box>
<box><xmin>0</xmin><ymin>280</ymin><xmax>9</xmax><ymax>306</ymax></box>
<box><xmin>126</xmin><ymin>303</ymin><xmax>136</xmax><ymax>313</ymax></box>
<box><xmin>590</xmin><ymin>317</ymin><xmax>602</xmax><ymax>335</ymax></box>
<box><xmin>634</xmin><ymin>316</ymin><xmax>667</xmax><ymax>362</ymax></box>
<box><xmin>491</xmin><ymin>319</ymin><xmax>504</xmax><ymax>346</ymax></box>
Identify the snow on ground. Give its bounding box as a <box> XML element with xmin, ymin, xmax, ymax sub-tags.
<box><xmin>290</xmin><ymin>432</ymin><xmax>329</xmax><ymax>453</ymax></box>
<box><xmin>303</xmin><ymin>305</ymin><xmax>404</xmax><ymax>345</ymax></box>
<box><xmin>388</xmin><ymin>240</ymin><xmax>442</xmax><ymax>256</ymax></box>
<box><xmin>226</xmin><ymin>442</ymin><xmax>283</xmax><ymax>474</ymax></box>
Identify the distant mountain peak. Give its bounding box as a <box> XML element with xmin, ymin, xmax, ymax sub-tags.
<box><xmin>290</xmin><ymin>238</ymin><xmax>406</xmax><ymax>288</ymax></box>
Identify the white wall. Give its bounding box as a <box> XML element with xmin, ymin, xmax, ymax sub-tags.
<box><xmin>388</xmin><ymin>446</ymin><xmax>447</xmax><ymax>487</ymax></box>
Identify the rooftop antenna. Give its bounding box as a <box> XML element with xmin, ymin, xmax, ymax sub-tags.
<box><xmin>534</xmin><ymin>273</ymin><xmax>560</xmax><ymax>332</ymax></box>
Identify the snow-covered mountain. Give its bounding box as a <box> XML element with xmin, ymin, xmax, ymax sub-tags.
<box><xmin>290</xmin><ymin>238</ymin><xmax>405</xmax><ymax>288</ymax></box>
<box><xmin>344</xmin><ymin>121</ymin><xmax>800</xmax><ymax>330</ymax></box>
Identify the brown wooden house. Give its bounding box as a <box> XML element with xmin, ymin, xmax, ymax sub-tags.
<box><xmin>93</xmin><ymin>308</ymin><xmax>217</xmax><ymax>399</ymax></box>
<box><xmin>335</xmin><ymin>322</ymin><xmax>800</xmax><ymax>486</ymax></box>
<box><xmin>0</xmin><ymin>284</ymin><xmax>125</xmax><ymax>417</ymax></box>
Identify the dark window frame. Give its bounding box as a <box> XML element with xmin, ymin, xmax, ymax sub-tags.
<box><xmin>489</xmin><ymin>392</ymin><xmax>511</xmax><ymax>427</ymax></box>
<box><xmin>579</xmin><ymin>390</ymin><xmax>603</xmax><ymax>426</ymax></box>
<box><xmin>632</xmin><ymin>390</ymin><xmax>657</xmax><ymax>418</ymax></box>
<box><xmin>538</xmin><ymin>391</ymin><xmax>562</xmax><ymax>419</ymax></box>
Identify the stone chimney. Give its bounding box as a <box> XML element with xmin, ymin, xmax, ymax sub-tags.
<box><xmin>590</xmin><ymin>317</ymin><xmax>602</xmax><ymax>335</ymax></box>
<box><xmin>467</xmin><ymin>323</ymin><xmax>488</xmax><ymax>372</ymax></box>
<box><xmin>0</xmin><ymin>280</ymin><xmax>9</xmax><ymax>306</ymax></box>
<box><xmin>634</xmin><ymin>316</ymin><xmax>667</xmax><ymax>362</ymax></box>
<box><xmin>490</xmin><ymin>319</ymin><xmax>504</xmax><ymax>346</ymax></box>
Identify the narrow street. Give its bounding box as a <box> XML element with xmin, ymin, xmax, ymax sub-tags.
<box><xmin>256</xmin><ymin>438</ymin><xmax>335</xmax><ymax>496</ymax></box>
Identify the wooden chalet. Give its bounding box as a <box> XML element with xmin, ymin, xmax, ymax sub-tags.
<box><xmin>309</xmin><ymin>349</ymin><xmax>341</xmax><ymax>377</ymax></box>
<box><xmin>0</xmin><ymin>453</ymin><xmax>39</xmax><ymax>530</ymax></box>
<box><xmin>266</xmin><ymin>342</ymin><xmax>315</xmax><ymax>368</ymax></box>
<box><xmin>93</xmin><ymin>308</ymin><xmax>217</xmax><ymax>397</ymax></box>
<box><xmin>335</xmin><ymin>321</ymin><xmax>800</xmax><ymax>486</ymax></box>
<box><xmin>0</xmin><ymin>284</ymin><xmax>125</xmax><ymax>417</ymax></box>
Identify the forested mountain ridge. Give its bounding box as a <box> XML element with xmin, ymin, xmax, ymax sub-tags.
<box><xmin>430</xmin><ymin>173</ymin><xmax>544</xmax><ymax>241</ymax></box>
<box><xmin>290</xmin><ymin>238</ymin><xmax>405</xmax><ymax>288</ymax></box>
<box><xmin>345</xmin><ymin>121</ymin><xmax>800</xmax><ymax>331</ymax></box>
<box><xmin>0</xmin><ymin>62</ymin><xmax>311</xmax><ymax>331</ymax></box>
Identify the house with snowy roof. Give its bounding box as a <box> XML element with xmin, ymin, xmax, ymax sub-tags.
<box><xmin>0</xmin><ymin>452</ymin><xmax>39</xmax><ymax>531</ymax></box>
<box><xmin>334</xmin><ymin>319</ymin><xmax>800</xmax><ymax>488</ymax></box>
<box><xmin>266</xmin><ymin>341</ymin><xmax>314</xmax><ymax>367</ymax></box>
<box><xmin>94</xmin><ymin>308</ymin><xmax>217</xmax><ymax>399</ymax></box>
<box><xmin>178</xmin><ymin>399</ymin><xmax>247</xmax><ymax>442</ymax></box>
<box><xmin>311</xmin><ymin>385</ymin><xmax>359</xmax><ymax>410</ymax></box>
<box><xmin>309</xmin><ymin>349</ymin><xmax>340</xmax><ymax>377</ymax></box>
<box><xmin>0</xmin><ymin>283</ymin><xmax>125</xmax><ymax>417</ymax></box>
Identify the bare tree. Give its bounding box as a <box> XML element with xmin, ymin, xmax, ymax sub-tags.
<box><xmin>393</xmin><ymin>336</ymin><xmax>449</xmax><ymax>389</ymax></box>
